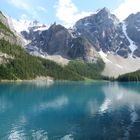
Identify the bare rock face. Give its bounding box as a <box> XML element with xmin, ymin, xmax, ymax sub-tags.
<box><xmin>75</xmin><ymin>8</ymin><xmax>131</xmax><ymax>58</ymax></box>
<box><xmin>0</xmin><ymin>52</ymin><xmax>14</xmax><ymax>64</ymax></box>
<box><xmin>42</xmin><ymin>23</ymin><xmax>72</xmax><ymax>55</ymax></box>
<box><xmin>25</xmin><ymin>23</ymin><xmax>99</xmax><ymax>61</ymax></box>
<box><xmin>68</xmin><ymin>37</ymin><xmax>99</xmax><ymax>62</ymax></box>
<box><xmin>26</xmin><ymin>23</ymin><xmax>72</xmax><ymax>57</ymax></box>
<box><xmin>0</xmin><ymin>11</ymin><xmax>9</xmax><ymax>27</ymax></box>
<box><xmin>0</xmin><ymin>11</ymin><xmax>22</xmax><ymax>46</ymax></box>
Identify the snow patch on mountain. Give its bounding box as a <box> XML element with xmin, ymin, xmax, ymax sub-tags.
<box><xmin>99</xmin><ymin>50</ymin><xmax>112</xmax><ymax>63</ymax></box>
<box><xmin>11</xmin><ymin>19</ymin><xmax>49</xmax><ymax>33</ymax></box>
<box><xmin>122</xmin><ymin>22</ymin><xmax>137</xmax><ymax>56</ymax></box>
<box><xmin>33</xmin><ymin>26</ymin><xmax>49</xmax><ymax>32</ymax></box>
<box><xmin>12</xmin><ymin>19</ymin><xmax>32</xmax><ymax>33</ymax></box>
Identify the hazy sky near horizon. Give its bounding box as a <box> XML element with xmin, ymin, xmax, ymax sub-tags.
<box><xmin>0</xmin><ymin>0</ymin><xmax>140</xmax><ymax>27</ymax></box>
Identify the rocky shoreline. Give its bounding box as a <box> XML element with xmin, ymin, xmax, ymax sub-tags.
<box><xmin>0</xmin><ymin>76</ymin><xmax>54</xmax><ymax>83</ymax></box>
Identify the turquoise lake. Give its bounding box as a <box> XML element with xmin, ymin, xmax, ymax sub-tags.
<box><xmin>0</xmin><ymin>81</ymin><xmax>140</xmax><ymax>140</ymax></box>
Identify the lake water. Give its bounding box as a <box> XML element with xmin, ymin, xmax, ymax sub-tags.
<box><xmin>0</xmin><ymin>81</ymin><xmax>140</xmax><ymax>140</ymax></box>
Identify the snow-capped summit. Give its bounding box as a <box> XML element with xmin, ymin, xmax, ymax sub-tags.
<box><xmin>11</xmin><ymin>19</ymin><xmax>49</xmax><ymax>33</ymax></box>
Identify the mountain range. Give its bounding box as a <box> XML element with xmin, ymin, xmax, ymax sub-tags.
<box><xmin>0</xmin><ymin>7</ymin><xmax>140</xmax><ymax>79</ymax></box>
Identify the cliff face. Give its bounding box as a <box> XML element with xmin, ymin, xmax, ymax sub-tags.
<box><xmin>25</xmin><ymin>23</ymin><xmax>99</xmax><ymax>61</ymax></box>
<box><xmin>75</xmin><ymin>8</ymin><xmax>131</xmax><ymax>58</ymax></box>
<box><xmin>0</xmin><ymin>11</ymin><xmax>22</xmax><ymax>46</ymax></box>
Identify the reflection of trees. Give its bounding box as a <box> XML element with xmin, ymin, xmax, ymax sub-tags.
<box><xmin>0</xmin><ymin>82</ymin><xmax>105</xmax><ymax>139</ymax></box>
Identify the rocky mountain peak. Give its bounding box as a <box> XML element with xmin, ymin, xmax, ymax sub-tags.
<box><xmin>97</xmin><ymin>7</ymin><xmax>111</xmax><ymax>17</ymax></box>
<box><xmin>96</xmin><ymin>7</ymin><xmax>119</xmax><ymax>25</ymax></box>
<box><xmin>74</xmin><ymin>7</ymin><xmax>129</xmax><ymax>56</ymax></box>
<box><xmin>126</xmin><ymin>12</ymin><xmax>140</xmax><ymax>21</ymax></box>
<box><xmin>4</xmin><ymin>7</ymin><xmax>140</xmax><ymax>59</ymax></box>
<box><xmin>32</xmin><ymin>20</ymin><xmax>39</xmax><ymax>26</ymax></box>
<box><xmin>49</xmin><ymin>23</ymin><xmax>66</xmax><ymax>32</ymax></box>
<box><xmin>124</xmin><ymin>12</ymin><xmax>140</xmax><ymax>57</ymax></box>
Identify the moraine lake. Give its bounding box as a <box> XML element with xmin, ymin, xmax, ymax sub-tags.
<box><xmin>0</xmin><ymin>81</ymin><xmax>140</xmax><ymax>140</ymax></box>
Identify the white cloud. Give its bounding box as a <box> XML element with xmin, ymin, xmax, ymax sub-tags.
<box><xmin>7</xmin><ymin>0</ymin><xmax>47</xmax><ymax>20</ymax></box>
<box><xmin>55</xmin><ymin>0</ymin><xmax>92</xmax><ymax>27</ymax></box>
<box><xmin>21</xmin><ymin>14</ymin><xmax>28</xmax><ymax>19</ymax></box>
<box><xmin>8</xmin><ymin>0</ymin><xmax>31</xmax><ymax>13</ymax></box>
<box><xmin>37</xmin><ymin>6</ymin><xmax>47</xmax><ymax>13</ymax></box>
<box><xmin>39</xmin><ymin>96</ymin><xmax>68</xmax><ymax>110</ymax></box>
<box><xmin>114</xmin><ymin>0</ymin><xmax>140</xmax><ymax>21</ymax></box>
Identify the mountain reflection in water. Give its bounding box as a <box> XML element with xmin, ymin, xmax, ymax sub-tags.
<box><xmin>0</xmin><ymin>82</ymin><xmax>140</xmax><ymax>140</ymax></box>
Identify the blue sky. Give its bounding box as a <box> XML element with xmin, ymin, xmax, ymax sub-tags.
<box><xmin>0</xmin><ymin>0</ymin><xmax>140</xmax><ymax>27</ymax></box>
